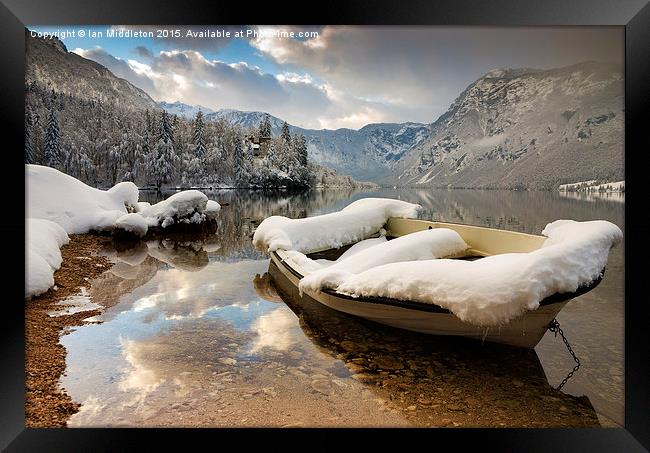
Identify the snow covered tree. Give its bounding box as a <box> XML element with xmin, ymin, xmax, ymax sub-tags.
<box><xmin>281</xmin><ymin>121</ymin><xmax>291</xmax><ymax>143</ymax></box>
<box><xmin>151</xmin><ymin>110</ymin><xmax>177</xmax><ymax>190</ymax></box>
<box><xmin>25</xmin><ymin>108</ymin><xmax>35</xmax><ymax>164</ymax></box>
<box><xmin>259</xmin><ymin>114</ymin><xmax>272</xmax><ymax>139</ymax></box>
<box><xmin>232</xmin><ymin>135</ymin><xmax>249</xmax><ymax>186</ymax></box>
<box><xmin>193</xmin><ymin>110</ymin><xmax>207</xmax><ymax>159</ymax></box>
<box><xmin>44</xmin><ymin>108</ymin><xmax>62</xmax><ymax>168</ymax></box>
<box><xmin>294</xmin><ymin>133</ymin><xmax>308</xmax><ymax>166</ymax></box>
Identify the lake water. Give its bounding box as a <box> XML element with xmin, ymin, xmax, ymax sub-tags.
<box><xmin>59</xmin><ymin>188</ymin><xmax>624</xmax><ymax>427</ymax></box>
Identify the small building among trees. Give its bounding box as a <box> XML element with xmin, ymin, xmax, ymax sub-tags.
<box><xmin>247</xmin><ymin>134</ymin><xmax>271</xmax><ymax>157</ymax></box>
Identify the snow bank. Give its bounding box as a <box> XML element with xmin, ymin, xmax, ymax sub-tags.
<box><xmin>26</xmin><ymin>165</ymin><xmax>220</xmax><ymax>297</ymax></box>
<box><xmin>26</xmin><ymin>219</ymin><xmax>69</xmax><ymax>298</ymax></box>
<box><xmin>298</xmin><ymin>229</ymin><xmax>468</xmax><ymax>294</ymax></box>
<box><xmin>253</xmin><ymin>198</ymin><xmax>422</xmax><ymax>253</ymax></box>
<box><xmin>115</xmin><ymin>213</ymin><xmax>149</xmax><ymax>237</ymax></box>
<box><xmin>27</xmin><ymin>165</ymin><xmax>138</xmax><ymax>234</ymax></box>
<box><xmin>329</xmin><ymin>220</ymin><xmax>622</xmax><ymax>326</ymax></box>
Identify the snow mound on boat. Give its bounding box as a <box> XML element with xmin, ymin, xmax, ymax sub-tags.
<box><xmin>27</xmin><ymin>164</ymin><xmax>138</xmax><ymax>233</ymax></box>
<box><xmin>332</xmin><ymin>220</ymin><xmax>622</xmax><ymax>326</ymax></box>
<box><xmin>253</xmin><ymin>198</ymin><xmax>422</xmax><ymax>253</ymax></box>
<box><xmin>298</xmin><ymin>229</ymin><xmax>469</xmax><ymax>294</ymax></box>
<box><xmin>26</xmin><ymin>218</ymin><xmax>69</xmax><ymax>298</ymax></box>
<box><xmin>285</xmin><ymin>237</ymin><xmax>392</xmax><ymax>273</ymax></box>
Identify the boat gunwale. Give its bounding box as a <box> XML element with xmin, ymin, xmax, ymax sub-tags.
<box><xmin>271</xmin><ymin>251</ymin><xmax>603</xmax><ymax>315</ymax></box>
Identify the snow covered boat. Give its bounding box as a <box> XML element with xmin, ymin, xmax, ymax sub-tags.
<box><xmin>253</xmin><ymin>198</ymin><xmax>622</xmax><ymax>349</ymax></box>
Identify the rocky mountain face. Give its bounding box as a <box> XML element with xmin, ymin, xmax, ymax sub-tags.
<box><xmin>158</xmin><ymin>101</ymin><xmax>214</xmax><ymax>118</ymax></box>
<box><xmin>394</xmin><ymin>62</ymin><xmax>624</xmax><ymax>189</ymax></box>
<box><xmin>25</xmin><ymin>30</ymin><xmax>158</xmax><ymax>111</ymax></box>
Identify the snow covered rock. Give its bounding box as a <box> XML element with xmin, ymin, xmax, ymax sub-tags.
<box><xmin>114</xmin><ymin>213</ymin><xmax>149</xmax><ymax>237</ymax></box>
<box><xmin>26</xmin><ymin>218</ymin><xmax>69</xmax><ymax>298</ymax></box>
<box><xmin>253</xmin><ymin>198</ymin><xmax>422</xmax><ymax>253</ymax></box>
<box><xmin>135</xmin><ymin>202</ymin><xmax>151</xmax><ymax>212</ymax></box>
<box><xmin>27</xmin><ymin>165</ymin><xmax>138</xmax><ymax>234</ymax></box>
<box><xmin>206</xmin><ymin>200</ymin><xmax>221</xmax><ymax>216</ymax></box>
<box><xmin>115</xmin><ymin>191</ymin><xmax>219</xmax><ymax>236</ymax></box>
<box><xmin>330</xmin><ymin>220</ymin><xmax>622</xmax><ymax>327</ymax></box>
<box><xmin>139</xmin><ymin>190</ymin><xmax>208</xmax><ymax>228</ymax></box>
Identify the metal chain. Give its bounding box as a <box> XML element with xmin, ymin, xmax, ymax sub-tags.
<box><xmin>548</xmin><ymin>318</ymin><xmax>581</xmax><ymax>391</ymax></box>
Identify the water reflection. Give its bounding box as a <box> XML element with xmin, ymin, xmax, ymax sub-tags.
<box><xmin>60</xmin><ymin>188</ymin><xmax>623</xmax><ymax>427</ymax></box>
<box><xmin>559</xmin><ymin>191</ymin><xmax>624</xmax><ymax>204</ymax></box>
<box><xmin>268</xmin><ymin>264</ymin><xmax>600</xmax><ymax>427</ymax></box>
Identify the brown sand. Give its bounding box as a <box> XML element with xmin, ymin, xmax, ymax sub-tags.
<box><xmin>25</xmin><ymin>234</ymin><xmax>113</xmax><ymax>428</ymax></box>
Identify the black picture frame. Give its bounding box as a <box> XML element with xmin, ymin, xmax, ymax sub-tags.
<box><xmin>2</xmin><ymin>0</ymin><xmax>648</xmax><ymax>450</ymax></box>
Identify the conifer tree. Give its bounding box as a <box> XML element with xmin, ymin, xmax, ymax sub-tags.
<box><xmin>294</xmin><ymin>133</ymin><xmax>308</xmax><ymax>166</ymax></box>
<box><xmin>259</xmin><ymin>114</ymin><xmax>272</xmax><ymax>139</ymax></box>
<box><xmin>152</xmin><ymin>110</ymin><xmax>177</xmax><ymax>190</ymax></box>
<box><xmin>281</xmin><ymin>121</ymin><xmax>291</xmax><ymax>143</ymax></box>
<box><xmin>44</xmin><ymin>108</ymin><xmax>62</xmax><ymax>168</ymax></box>
<box><xmin>25</xmin><ymin>108</ymin><xmax>35</xmax><ymax>164</ymax></box>
<box><xmin>193</xmin><ymin>110</ymin><xmax>207</xmax><ymax>158</ymax></box>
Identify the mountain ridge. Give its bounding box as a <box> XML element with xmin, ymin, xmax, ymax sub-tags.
<box><xmin>394</xmin><ymin>60</ymin><xmax>623</xmax><ymax>189</ymax></box>
<box><xmin>25</xmin><ymin>30</ymin><xmax>159</xmax><ymax>111</ymax></box>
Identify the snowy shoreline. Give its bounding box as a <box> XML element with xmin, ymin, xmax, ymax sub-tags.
<box><xmin>26</xmin><ymin>165</ymin><xmax>221</xmax><ymax>298</ymax></box>
<box><xmin>558</xmin><ymin>180</ymin><xmax>625</xmax><ymax>193</ymax></box>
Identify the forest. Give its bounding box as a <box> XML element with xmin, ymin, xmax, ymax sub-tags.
<box><xmin>24</xmin><ymin>81</ymin><xmax>329</xmax><ymax>190</ymax></box>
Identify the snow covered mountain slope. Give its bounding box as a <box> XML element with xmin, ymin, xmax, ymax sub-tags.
<box><xmin>25</xmin><ymin>30</ymin><xmax>158</xmax><ymax>111</ymax></box>
<box><xmin>159</xmin><ymin>101</ymin><xmax>215</xmax><ymax>118</ymax></box>
<box><xmin>394</xmin><ymin>62</ymin><xmax>623</xmax><ymax>189</ymax></box>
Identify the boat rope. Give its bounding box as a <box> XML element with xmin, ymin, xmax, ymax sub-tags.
<box><xmin>548</xmin><ymin>318</ymin><xmax>581</xmax><ymax>391</ymax></box>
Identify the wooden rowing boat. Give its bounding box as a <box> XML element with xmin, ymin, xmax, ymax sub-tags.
<box><xmin>267</xmin><ymin>218</ymin><xmax>603</xmax><ymax>349</ymax></box>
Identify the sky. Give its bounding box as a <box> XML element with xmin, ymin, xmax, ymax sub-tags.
<box><xmin>29</xmin><ymin>25</ymin><xmax>623</xmax><ymax>130</ymax></box>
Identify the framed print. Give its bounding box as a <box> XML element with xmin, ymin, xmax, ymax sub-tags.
<box><xmin>2</xmin><ymin>0</ymin><xmax>648</xmax><ymax>450</ymax></box>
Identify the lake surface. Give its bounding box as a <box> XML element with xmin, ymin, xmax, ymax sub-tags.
<box><xmin>59</xmin><ymin>188</ymin><xmax>624</xmax><ymax>427</ymax></box>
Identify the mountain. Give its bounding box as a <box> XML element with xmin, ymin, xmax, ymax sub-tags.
<box><xmin>159</xmin><ymin>101</ymin><xmax>215</xmax><ymax>118</ymax></box>
<box><xmin>394</xmin><ymin>61</ymin><xmax>624</xmax><ymax>189</ymax></box>
<box><xmin>25</xmin><ymin>30</ymin><xmax>158</xmax><ymax>111</ymax></box>
<box><xmin>206</xmin><ymin>109</ymin><xmax>287</xmax><ymax>132</ymax></box>
<box><xmin>203</xmin><ymin>110</ymin><xmax>430</xmax><ymax>181</ymax></box>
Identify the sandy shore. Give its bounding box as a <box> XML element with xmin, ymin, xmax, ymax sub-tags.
<box><xmin>25</xmin><ymin>234</ymin><xmax>113</xmax><ymax>428</ymax></box>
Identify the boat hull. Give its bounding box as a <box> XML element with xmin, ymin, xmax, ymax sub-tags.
<box><xmin>269</xmin><ymin>253</ymin><xmax>568</xmax><ymax>349</ymax></box>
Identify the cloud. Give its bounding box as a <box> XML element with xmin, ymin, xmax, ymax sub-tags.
<box><xmin>250</xmin><ymin>26</ymin><xmax>624</xmax><ymax>125</ymax></box>
<box><xmin>134</xmin><ymin>45</ymin><xmax>153</xmax><ymax>60</ymax></box>
<box><xmin>73</xmin><ymin>26</ymin><xmax>623</xmax><ymax>130</ymax></box>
